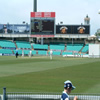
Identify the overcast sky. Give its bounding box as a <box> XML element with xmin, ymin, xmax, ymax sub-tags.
<box><xmin>0</xmin><ymin>0</ymin><xmax>100</xmax><ymax>35</ymax></box>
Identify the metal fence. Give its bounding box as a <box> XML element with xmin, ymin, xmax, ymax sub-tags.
<box><xmin>69</xmin><ymin>94</ymin><xmax>100</xmax><ymax>100</ymax></box>
<box><xmin>5</xmin><ymin>92</ymin><xmax>100</xmax><ymax>100</ymax></box>
<box><xmin>6</xmin><ymin>92</ymin><xmax>60</xmax><ymax>100</ymax></box>
<box><xmin>2</xmin><ymin>88</ymin><xmax>100</xmax><ymax>100</ymax></box>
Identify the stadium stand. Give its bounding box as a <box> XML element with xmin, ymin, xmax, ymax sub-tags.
<box><xmin>23</xmin><ymin>50</ymin><xmax>30</xmax><ymax>55</ymax></box>
<box><xmin>50</xmin><ymin>45</ymin><xmax>65</xmax><ymax>50</ymax></box>
<box><xmin>0</xmin><ymin>49</ymin><xmax>13</xmax><ymax>54</ymax></box>
<box><xmin>32</xmin><ymin>44</ymin><xmax>48</xmax><ymax>55</ymax></box>
<box><xmin>81</xmin><ymin>44</ymin><xmax>89</xmax><ymax>52</ymax></box>
<box><xmin>16</xmin><ymin>41</ymin><xmax>31</xmax><ymax>49</ymax></box>
<box><xmin>48</xmin><ymin>50</ymin><xmax>61</xmax><ymax>56</ymax></box>
<box><xmin>22</xmin><ymin>50</ymin><xmax>37</xmax><ymax>55</ymax></box>
<box><xmin>38</xmin><ymin>50</ymin><xmax>47</xmax><ymax>55</ymax></box>
<box><xmin>32</xmin><ymin>50</ymin><xmax>37</xmax><ymax>55</ymax></box>
<box><xmin>62</xmin><ymin>51</ymin><xmax>73</xmax><ymax>55</ymax></box>
<box><xmin>13</xmin><ymin>49</ymin><xmax>37</xmax><ymax>55</ymax></box>
<box><xmin>49</xmin><ymin>45</ymin><xmax>65</xmax><ymax>55</ymax></box>
<box><xmin>52</xmin><ymin>51</ymin><xmax>61</xmax><ymax>55</ymax></box>
<box><xmin>0</xmin><ymin>40</ymin><xmax>16</xmax><ymax>49</ymax></box>
<box><xmin>13</xmin><ymin>49</ymin><xmax>22</xmax><ymax>55</ymax></box>
<box><xmin>0</xmin><ymin>39</ymin><xmax>89</xmax><ymax>56</ymax></box>
<box><xmin>33</xmin><ymin>44</ymin><xmax>48</xmax><ymax>50</ymax></box>
<box><xmin>66</xmin><ymin>44</ymin><xmax>83</xmax><ymax>52</ymax></box>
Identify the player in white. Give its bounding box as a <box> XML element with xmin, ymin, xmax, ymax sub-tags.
<box><xmin>29</xmin><ymin>50</ymin><xmax>32</xmax><ymax>58</ymax></box>
<box><xmin>50</xmin><ymin>49</ymin><xmax>53</xmax><ymax>60</ymax></box>
<box><xmin>61</xmin><ymin>80</ymin><xmax>78</xmax><ymax>100</ymax></box>
<box><xmin>22</xmin><ymin>49</ymin><xmax>24</xmax><ymax>57</ymax></box>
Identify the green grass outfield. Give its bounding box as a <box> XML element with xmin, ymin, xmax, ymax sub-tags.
<box><xmin>0</xmin><ymin>56</ymin><xmax>100</xmax><ymax>94</ymax></box>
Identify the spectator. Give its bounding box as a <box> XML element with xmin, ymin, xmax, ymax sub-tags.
<box><xmin>61</xmin><ymin>80</ymin><xmax>78</xmax><ymax>100</ymax></box>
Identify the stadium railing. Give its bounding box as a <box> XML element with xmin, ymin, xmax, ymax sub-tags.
<box><xmin>2</xmin><ymin>88</ymin><xmax>100</xmax><ymax>100</ymax></box>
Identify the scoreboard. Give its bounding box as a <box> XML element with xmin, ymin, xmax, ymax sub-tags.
<box><xmin>31</xmin><ymin>12</ymin><xmax>55</xmax><ymax>35</ymax></box>
<box><xmin>30</xmin><ymin>12</ymin><xmax>90</xmax><ymax>37</ymax></box>
<box><xmin>31</xmin><ymin>18</ymin><xmax>54</xmax><ymax>34</ymax></box>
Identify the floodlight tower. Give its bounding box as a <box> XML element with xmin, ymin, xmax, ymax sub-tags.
<box><xmin>84</xmin><ymin>15</ymin><xmax>90</xmax><ymax>25</ymax></box>
<box><xmin>98</xmin><ymin>9</ymin><xmax>100</xmax><ymax>14</ymax></box>
<box><xmin>34</xmin><ymin>0</ymin><xmax>37</xmax><ymax>12</ymax></box>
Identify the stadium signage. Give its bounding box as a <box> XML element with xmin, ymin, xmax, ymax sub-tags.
<box><xmin>31</xmin><ymin>35</ymin><xmax>54</xmax><ymax>37</ymax></box>
<box><xmin>0</xmin><ymin>24</ymin><xmax>30</xmax><ymax>34</ymax></box>
<box><xmin>31</xmin><ymin>12</ymin><xmax>55</xmax><ymax>18</ymax></box>
<box><xmin>56</xmin><ymin>25</ymin><xmax>90</xmax><ymax>34</ymax></box>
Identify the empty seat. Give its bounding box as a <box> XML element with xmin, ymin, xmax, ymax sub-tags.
<box><xmin>66</xmin><ymin>44</ymin><xmax>83</xmax><ymax>52</ymax></box>
<box><xmin>50</xmin><ymin>45</ymin><xmax>65</xmax><ymax>50</ymax></box>
<box><xmin>33</xmin><ymin>44</ymin><xmax>48</xmax><ymax>50</ymax></box>
<box><xmin>16</xmin><ymin>41</ymin><xmax>31</xmax><ymax>49</ymax></box>
<box><xmin>62</xmin><ymin>52</ymin><xmax>73</xmax><ymax>55</ymax></box>
<box><xmin>0</xmin><ymin>40</ymin><xmax>16</xmax><ymax>48</ymax></box>
<box><xmin>81</xmin><ymin>44</ymin><xmax>89</xmax><ymax>52</ymax></box>
<box><xmin>52</xmin><ymin>51</ymin><xmax>61</xmax><ymax>55</ymax></box>
<box><xmin>0</xmin><ymin>49</ymin><xmax>13</xmax><ymax>54</ymax></box>
<box><xmin>38</xmin><ymin>50</ymin><xmax>47</xmax><ymax>55</ymax></box>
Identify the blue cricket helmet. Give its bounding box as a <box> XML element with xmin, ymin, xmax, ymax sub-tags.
<box><xmin>64</xmin><ymin>80</ymin><xmax>76</xmax><ymax>90</ymax></box>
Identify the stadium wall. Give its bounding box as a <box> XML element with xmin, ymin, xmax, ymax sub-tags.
<box><xmin>89</xmin><ymin>44</ymin><xmax>100</xmax><ymax>58</ymax></box>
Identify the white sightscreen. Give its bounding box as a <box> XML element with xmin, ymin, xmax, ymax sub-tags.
<box><xmin>89</xmin><ymin>44</ymin><xmax>100</xmax><ymax>58</ymax></box>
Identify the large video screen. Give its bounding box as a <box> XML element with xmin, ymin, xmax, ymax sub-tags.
<box><xmin>0</xmin><ymin>24</ymin><xmax>13</xmax><ymax>34</ymax></box>
<box><xmin>14</xmin><ymin>24</ymin><xmax>30</xmax><ymax>34</ymax></box>
<box><xmin>0</xmin><ymin>25</ymin><xmax>4</xmax><ymax>33</ymax></box>
<box><xmin>0</xmin><ymin>24</ymin><xmax>30</xmax><ymax>34</ymax></box>
<box><xmin>31</xmin><ymin>18</ymin><xmax>55</xmax><ymax>34</ymax></box>
<box><xmin>56</xmin><ymin>25</ymin><xmax>90</xmax><ymax>34</ymax></box>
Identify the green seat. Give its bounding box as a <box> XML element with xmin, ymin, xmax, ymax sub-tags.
<box><xmin>50</xmin><ymin>45</ymin><xmax>65</xmax><ymax>50</ymax></box>
<box><xmin>0</xmin><ymin>40</ymin><xmax>16</xmax><ymax>48</ymax></box>
<box><xmin>82</xmin><ymin>44</ymin><xmax>89</xmax><ymax>52</ymax></box>
<box><xmin>33</xmin><ymin>44</ymin><xmax>48</xmax><ymax>50</ymax></box>
<box><xmin>52</xmin><ymin>51</ymin><xmax>61</xmax><ymax>55</ymax></box>
<box><xmin>13</xmin><ymin>50</ymin><xmax>22</xmax><ymax>55</ymax></box>
<box><xmin>0</xmin><ymin>49</ymin><xmax>12</xmax><ymax>54</ymax></box>
<box><xmin>62</xmin><ymin>52</ymin><xmax>73</xmax><ymax>55</ymax></box>
<box><xmin>16</xmin><ymin>41</ymin><xmax>31</xmax><ymax>49</ymax></box>
<box><xmin>66</xmin><ymin>44</ymin><xmax>83</xmax><ymax>52</ymax></box>
<box><xmin>38</xmin><ymin>50</ymin><xmax>47</xmax><ymax>55</ymax></box>
<box><xmin>32</xmin><ymin>50</ymin><xmax>36</xmax><ymax>55</ymax></box>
